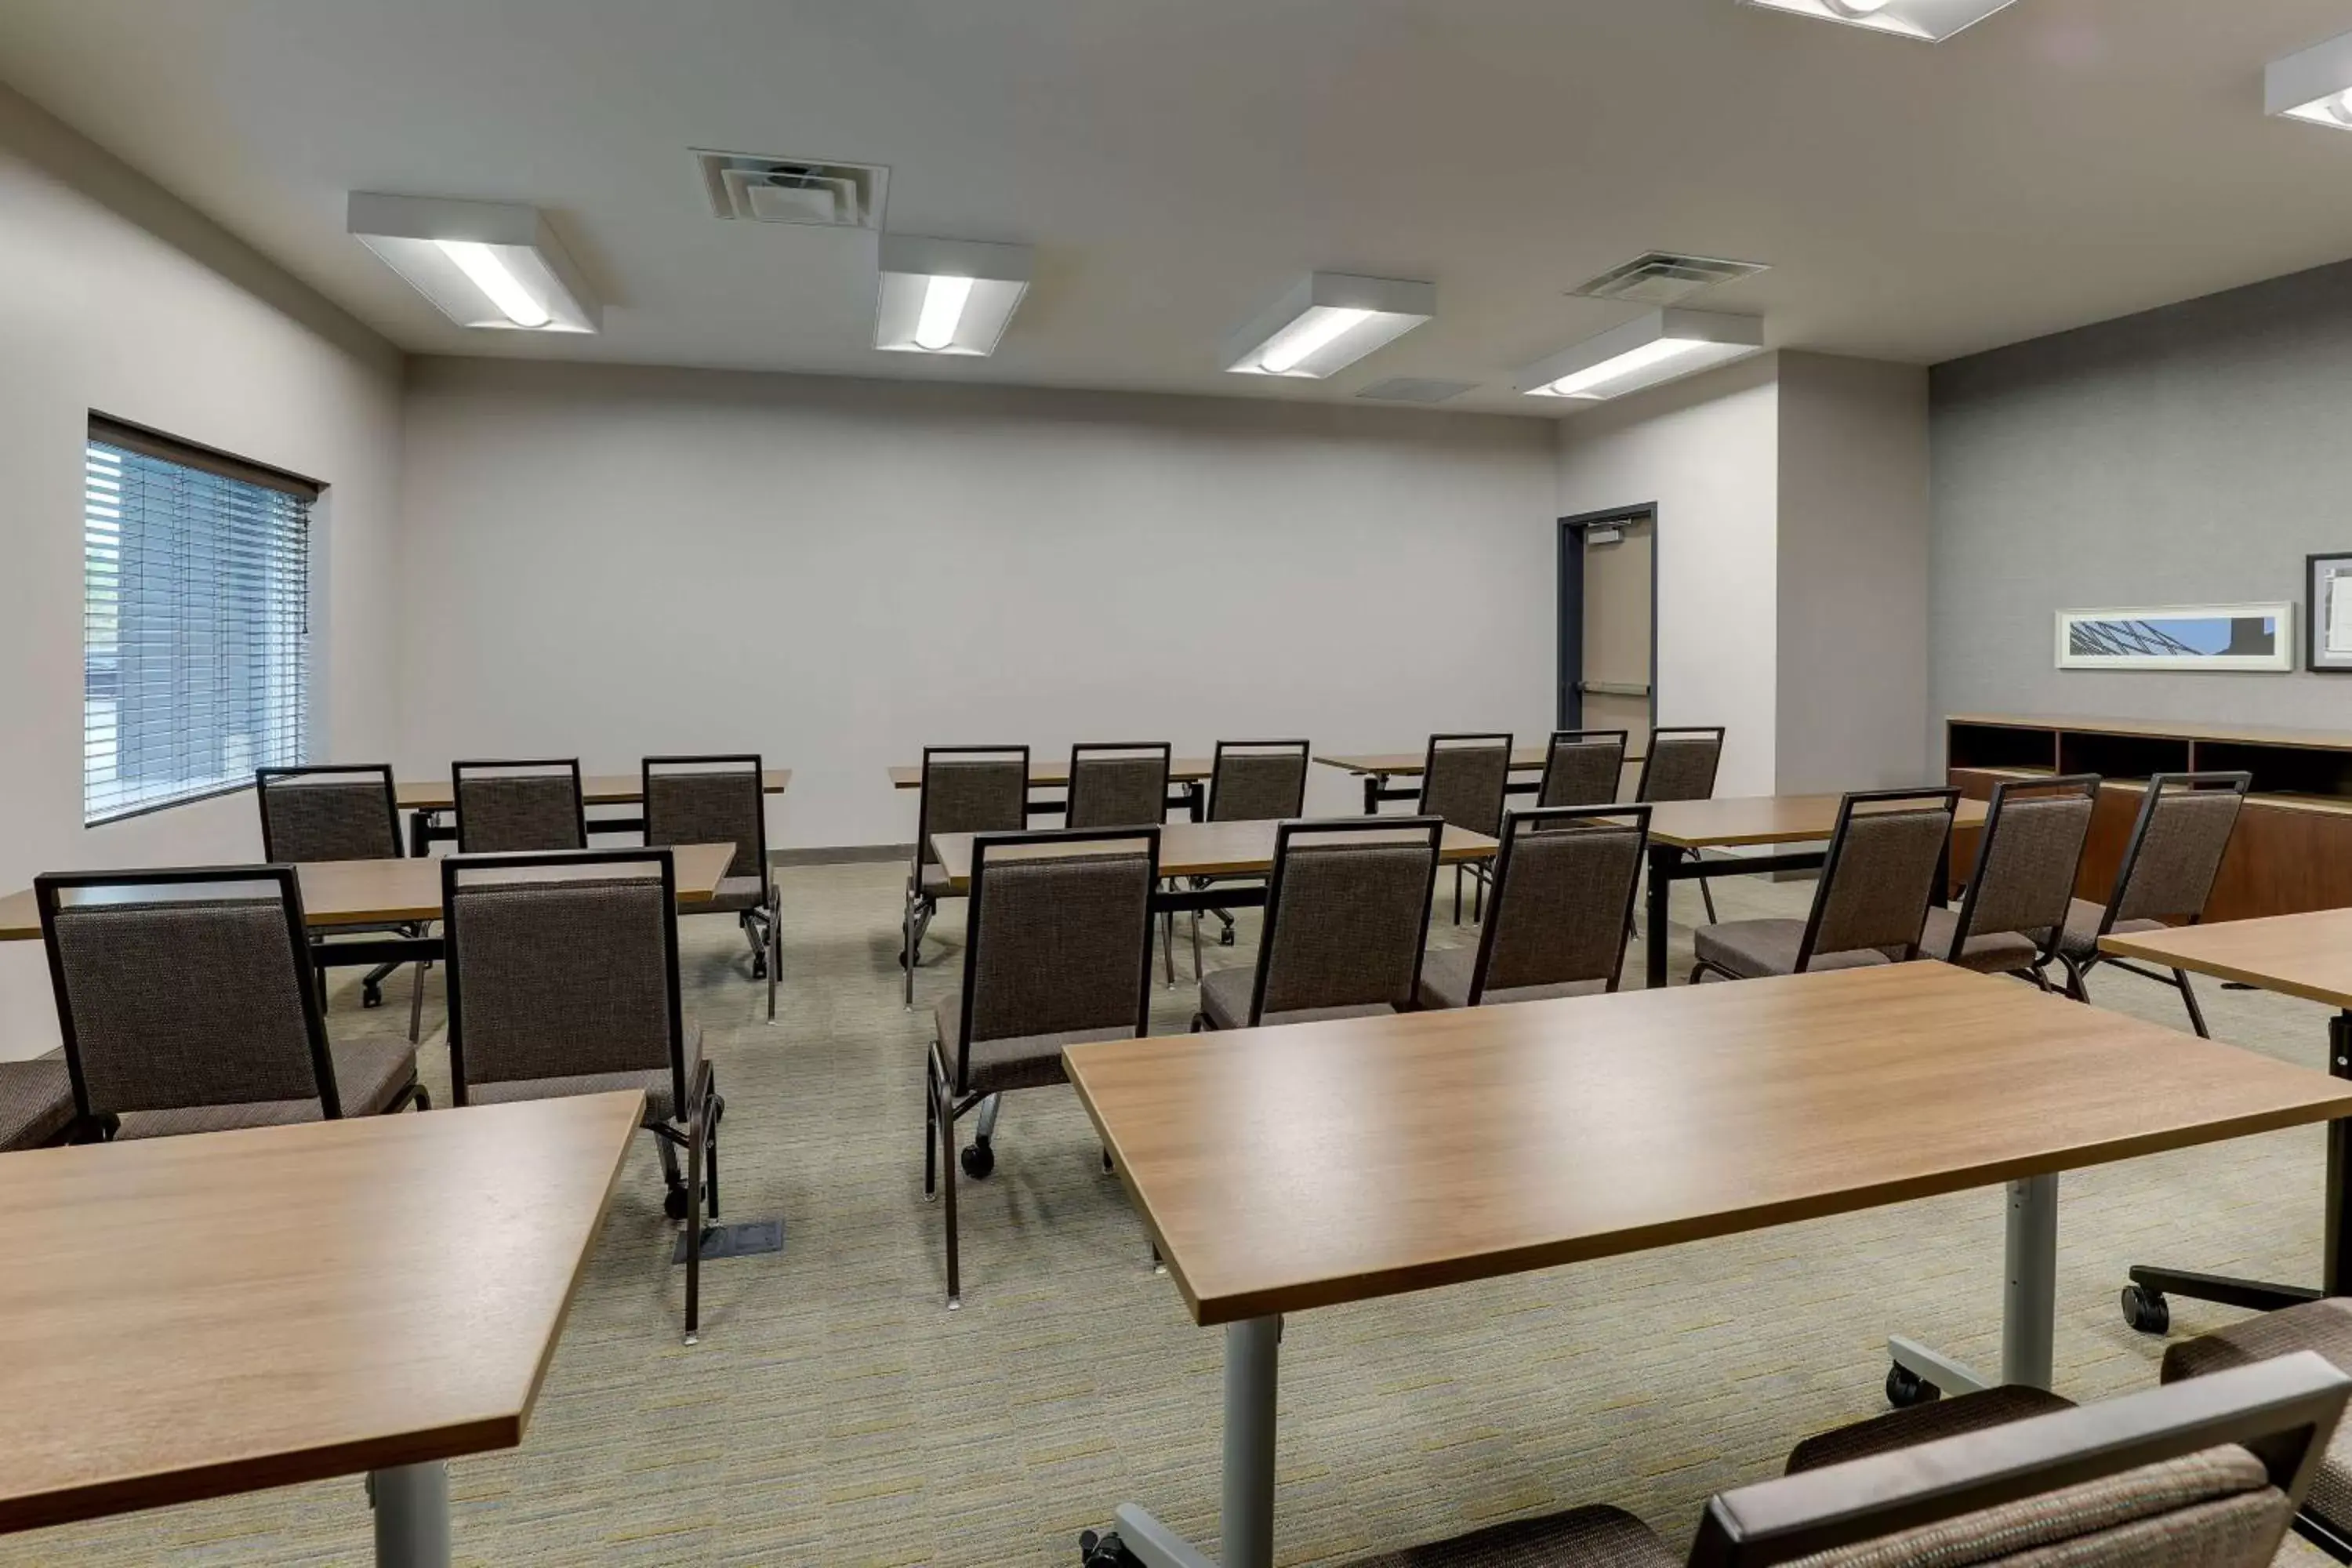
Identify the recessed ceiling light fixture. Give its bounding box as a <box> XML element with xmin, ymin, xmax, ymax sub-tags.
<box><xmin>875</xmin><ymin>236</ymin><xmax>1032</xmax><ymax>356</ymax></box>
<box><xmin>1516</xmin><ymin>309</ymin><xmax>1766</xmax><ymax>403</ymax></box>
<box><xmin>2268</xmin><ymin>31</ymin><xmax>2352</xmax><ymax>133</ymax></box>
<box><xmin>347</xmin><ymin>194</ymin><xmax>598</xmax><ymax>332</ymax></box>
<box><xmin>1737</xmin><ymin>0</ymin><xmax>2016</xmax><ymax>42</ymax></box>
<box><xmin>1224</xmin><ymin>274</ymin><xmax>1435</xmax><ymax>379</ymax></box>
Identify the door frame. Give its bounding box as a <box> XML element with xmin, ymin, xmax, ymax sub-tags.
<box><xmin>1557</xmin><ymin>503</ymin><xmax>1660</xmax><ymax>732</ymax></box>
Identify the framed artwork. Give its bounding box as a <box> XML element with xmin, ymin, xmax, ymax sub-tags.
<box><xmin>2054</xmin><ymin>603</ymin><xmax>2296</xmax><ymax>672</ymax></box>
<box><xmin>2310</xmin><ymin>554</ymin><xmax>2352</xmax><ymax>673</ymax></box>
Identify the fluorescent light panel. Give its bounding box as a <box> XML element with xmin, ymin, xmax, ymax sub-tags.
<box><xmin>1518</xmin><ymin>309</ymin><xmax>1766</xmax><ymax>403</ymax></box>
<box><xmin>1224</xmin><ymin>274</ymin><xmax>1434</xmax><ymax>379</ymax></box>
<box><xmin>876</xmin><ymin>236</ymin><xmax>1032</xmax><ymax>356</ymax></box>
<box><xmin>2269</xmin><ymin>30</ymin><xmax>2352</xmax><ymax>132</ymax></box>
<box><xmin>347</xmin><ymin>194</ymin><xmax>598</xmax><ymax>332</ymax></box>
<box><xmin>1737</xmin><ymin>0</ymin><xmax>2017</xmax><ymax>43</ymax></box>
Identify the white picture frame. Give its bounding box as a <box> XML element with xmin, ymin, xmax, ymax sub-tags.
<box><xmin>2055</xmin><ymin>603</ymin><xmax>2296</xmax><ymax>672</ymax></box>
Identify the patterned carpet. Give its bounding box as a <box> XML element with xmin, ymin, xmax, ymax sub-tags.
<box><xmin>3</xmin><ymin>859</ymin><xmax>2337</xmax><ymax>1566</ymax></box>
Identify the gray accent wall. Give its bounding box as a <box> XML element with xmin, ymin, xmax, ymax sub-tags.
<box><xmin>1931</xmin><ymin>259</ymin><xmax>2352</xmax><ymax>754</ymax></box>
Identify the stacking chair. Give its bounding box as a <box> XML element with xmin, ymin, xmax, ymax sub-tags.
<box><xmin>902</xmin><ymin>745</ymin><xmax>1032</xmax><ymax>1005</ymax></box>
<box><xmin>1690</xmin><ymin>787</ymin><xmax>1958</xmax><ymax>982</ymax></box>
<box><xmin>1417</xmin><ymin>733</ymin><xmax>1512</xmax><ymax>924</ymax></box>
<box><xmin>1194</xmin><ymin>817</ymin><xmax>1442</xmax><ymax>1030</ymax></box>
<box><xmin>925</xmin><ymin>827</ymin><xmax>1158</xmax><ymax>1309</ymax></box>
<box><xmin>36</xmin><ymin>866</ymin><xmax>426</xmax><ymax>1141</ymax></box>
<box><xmin>1188</xmin><ymin>739</ymin><xmax>1313</xmax><ymax>972</ymax></box>
<box><xmin>1537</xmin><ymin>729</ymin><xmax>1628</xmax><ymax>808</ymax></box>
<box><xmin>2162</xmin><ymin>1298</ymin><xmax>2352</xmax><ymax>1558</ymax></box>
<box><xmin>0</xmin><ymin>1054</ymin><xmax>76</xmax><ymax>1151</ymax></box>
<box><xmin>1316</xmin><ymin>1355</ymin><xmax>2345</xmax><ymax>1568</ymax></box>
<box><xmin>1918</xmin><ymin>773</ymin><xmax>2100</xmax><ymax>988</ymax></box>
<box><xmin>1636</xmin><ymin>724</ymin><xmax>1727</xmax><ymax>923</ymax></box>
<box><xmin>2058</xmin><ymin>771</ymin><xmax>2251</xmax><ymax>1037</ymax></box>
<box><xmin>644</xmin><ymin>754</ymin><xmax>781</xmax><ymax>1020</ymax></box>
<box><xmin>1068</xmin><ymin>742</ymin><xmax>1178</xmax><ymax>982</ymax></box>
<box><xmin>452</xmin><ymin>757</ymin><xmax>587</xmax><ymax>852</ymax></box>
<box><xmin>256</xmin><ymin>763</ymin><xmax>432</xmax><ymax>1041</ymax></box>
<box><xmin>1416</xmin><ymin>805</ymin><xmax>1648</xmax><ymax>1009</ymax></box>
<box><xmin>441</xmin><ymin>847</ymin><xmax>723</xmax><ymax>1345</ymax></box>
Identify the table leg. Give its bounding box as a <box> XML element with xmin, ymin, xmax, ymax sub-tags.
<box><xmin>370</xmin><ymin>1461</ymin><xmax>450</xmax><ymax>1567</ymax></box>
<box><xmin>1644</xmin><ymin>842</ymin><xmax>1675</xmax><ymax>989</ymax></box>
<box><xmin>1362</xmin><ymin>773</ymin><xmax>1382</xmax><ymax>816</ymax></box>
<box><xmin>1103</xmin><ymin>1313</ymin><xmax>1279</xmax><ymax>1568</ymax></box>
<box><xmin>2326</xmin><ymin>1011</ymin><xmax>2352</xmax><ymax>1298</ymax></box>
<box><xmin>2003</xmin><ymin>1174</ymin><xmax>2058</xmax><ymax>1389</ymax></box>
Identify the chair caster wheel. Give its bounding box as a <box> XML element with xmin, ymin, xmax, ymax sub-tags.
<box><xmin>361</xmin><ymin>982</ymin><xmax>383</xmax><ymax>1009</ymax></box>
<box><xmin>2121</xmin><ymin>1283</ymin><xmax>2171</xmax><ymax>1335</ymax></box>
<box><xmin>960</xmin><ymin>1140</ymin><xmax>995</xmax><ymax>1179</ymax></box>
<box><xmin>1886</xmin><ymin>1363</ymin><xmax>1940</xmax><ymax>1408</ymax></box>
<box><xmin>665</xmin><ymin>1187</ymin><xmax>690</xmax><ymax>1221</ymax></box>
<box><xmin>1218</xmin><ymin>928</ymin><xmax>1236</xmax><ymax>947</ymax></box>
<box><xmin>751</xmin><ymin>953</ymin><xmax>768</xmax><ymax>979</ymax></box>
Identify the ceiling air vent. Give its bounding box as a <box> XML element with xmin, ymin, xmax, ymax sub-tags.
<box><xmin>1568</xmin><ymin>252</ymin><xmax>1768</xmax><ymax>307</ymax></box>
<box><xmin>1356</xmin><ymin>377</ymin><xmax>1478</xmax><ymax>404</ymax></box>
<box><xmin>694</xmin><ymin>150</ymin><xmax>887</xmax><ymax>228</ymax></box>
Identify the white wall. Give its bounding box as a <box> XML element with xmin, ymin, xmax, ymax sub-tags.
<box><xmin>1555</xmin><ymin>354</ymin><xmax>1782</xmax><ymax>797</ymax></box>
<box><xmin>0</xmin><ymin>85</ymin><xmax>405</xmax><ymax>1055</ymax></box>
<box><xmin>397</xmin><ymin>359</ymin><xmax>1560</xmax><ymax>848</ymax></box>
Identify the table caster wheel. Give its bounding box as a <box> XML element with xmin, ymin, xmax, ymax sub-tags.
<box><xmin>2121</xmin><ymin>1283</ymin><xmax>2170</xmax><ymax>1336</ymax></box>
<box><xmin>361</xmin><ymin>982</ymin><xmax>383</xmax><ymax>1009</ymax></box>
<box><xmin>1886</xmin><ymin>1363</ymin><xmax>1940</xmax><ymax>1408</ymax></box>
<box><xmin>960</xmin><ymin>1140</ymin><xmax>995</xmax><ymax>1179</ymax></box>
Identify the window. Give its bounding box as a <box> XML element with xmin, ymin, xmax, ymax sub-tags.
<box><xmin>82</xmin><ymin>417</ymin><xmax>315</xmax><ymax>824</ymax></box>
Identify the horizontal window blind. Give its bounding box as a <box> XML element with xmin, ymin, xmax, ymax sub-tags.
<box><xmin>83</xmin><ymin>422</ymin><xmax>314</xmax><ymax>825</ymax></box>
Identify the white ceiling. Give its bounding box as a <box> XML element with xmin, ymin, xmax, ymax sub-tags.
<box><xmin>5</xmin><ymin>0</ymin><xmax>2352</xmax><ymax>414</ymax></box>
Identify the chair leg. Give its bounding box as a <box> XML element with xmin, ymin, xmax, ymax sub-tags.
<box><xmin>1472</xmin><ymin>864</ymin><xmax>1485</xmax><ymax>924</ymax></box>
<box><xmin>1688</xmin><ymin>849</ymin><xmax>1718</xmax><ymax>924</ymax></box>
<box><xmin>1454</xmin><ymin>864</ymin><xmax>1463</xmax><ymax>925</ymax></box>
<box><xmin>942</xmin><ymin>1086</ymin><xmax>961</xmax><ymax>1311</ymax></box>
<box><xmin>1162</xmin><ymin>906</ymin><xmax>1175</xmax><ymax>987</ymax></box>
<box><xmin>902</xmin><ymin>894</ymin><xmax>916</xmax><ymax>1008</ymax></box>
<box><xmin>2058</xmin><ymin>953</ymin><xmax>2090</xmax><ymax>1003</ymax></box>
<box><xmin>408</xmin><ymin>959</ymin><xmax>428</xmax><ymax>1044</ymax></box>
<box><xmin>2175</xmin><ymin>968</ymin><xmax>2211</xmax><ymax>1039</ymax></box>
<box><xmin>704</xmin><ymin>1095</ymin><xmax>722</xmax><ymax>1221</ymax></box>
<box><xmin>1190</xmin><ymin>908</ymin><xmax>1203</xmax><ymax>981</ymax></box>
<box><xmin>924</xmin><ymin>1064</ymin><xmax>938</xmax><ymax>1199</ymax></box>
<box><xmin>766</xmin><ymin>893</ymin><xmax>780</xmax><ymax>1022</ymax></box>
<box><xmin>683</xmin><ymin>1115</ymin><xmax>705</xmax><ymax>1346</ymax></box>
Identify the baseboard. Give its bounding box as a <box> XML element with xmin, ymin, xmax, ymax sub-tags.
<box><xmin>770</xmin><ymin>843</ymin><xmax>913</xmax><ymax>867</ymax></box>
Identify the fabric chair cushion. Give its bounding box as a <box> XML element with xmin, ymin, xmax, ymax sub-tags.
<box><xmin>0</xmin><ymin>1051</ymin><xmax>74</xmax><ymax>1151</ymax></box>
<box><xmin>1198</xmin><ymin>965</ymin><xmax>1394</xmax><ymax>1030</ymax></box>
<box><xmin>2058</xmin><ymin>898</ymin><xmax>2164</xmax><ymax>962</ymax></box>
<box><xmin>1918</xmin><ymin>906</ymin><xmax>2045</xmax><ymax>976</ymax></box>
<box><xmin>1693</xmin><ymin>918</ymin><xmax>1896</xmax><ymax>979</ymax></box>
<box><xmin>1784</xmin><ymin>1385</ymin><xmax>2077</xmax><ymax>1475</ymax></box>
<box><xmin>696</xmin><ymin>874</ymin><xmax>770</xmax><ymax>915</ymax></box>
<box><xmin>2161</xmin><ymin>1296</ymin><xmax>2352</xmax><ymax>1533</ymax></box>
<box><xmin>467</xmin><ymin>1021</ymin><xmax>704</xmax><ymax>1123</ymax></box>
<box><xmin>1415</xmin><ymin>948</ymin><xmax>1607</xmax><ymax>1011</ymax></box>
<box><xmin>1344</xmin><ymin>1504</ymin><xmax>1676</xmax><ymax>1567</ymax></box>
<box><xmin>931</xmin><ymin>995</ymin><xmax>1132</xmax><ymax>1096</ymax></box>
<box><xmin>115</xmin><ymin>1036</ymin><xmax>419</xmax><ymax>1139</ymax></box>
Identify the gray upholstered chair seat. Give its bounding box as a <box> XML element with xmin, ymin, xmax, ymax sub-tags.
<box><xmin>1414</xmin><ymin>948</ymin><xmax>1608</xmax><ymax>1011</ymax></box>
<box><xmin>114</xmin><ymin>1036</ymin><xmax>419</xmax><ymax>1140</ymax></box>
<box><xmin>2059</xmin><ymin>898</ymin><xmax>2164</xmax><ymax>961</ymax></box>
<box><xmin>698</xmin><ymin>874</ymin><xmax>770</xmax><ymax>914</ymax></box>
<box><xmin>1917</xmin><ymin>906</ymin><xmax>2045</xmax><ymax>975</ymax></box>
<box><xmin>468</xmin><ymin>1021</ymin><xmax>704</xmax><ymax>1123</ymax></box>
<box><xmin>1199</xmin><ymin>966</ymin><xmax>1392</xmax><ymax>1030</ymax></box>
<box><xmin>930</xmin><ymin>996</ymin><xmax>1131</xmax><ymax>1097</ymax></box>
<box><xmin>0</xmin><ymin>1051</ymin><xmax>74</xmax><ymax>1151</ymax></box>
<box><xmin>1342</xmin><ymin>1504</ymin><xmax>1675</xmax><ymax>1567</ymax></box>
<box><xmin>2162</xmin><ymin>1297</ymin><xmax>2352</xmax><ymax>1533</ymax></box>
<box><xmin>1784</xmin><ymin>1383</ymin><xmax>2076</xmax><ymax>1474</ymax></box>
<box><xmin>1691</xmin><ymin>919</ymin><xmax>1896</xmax><ymax>980</ymax></box>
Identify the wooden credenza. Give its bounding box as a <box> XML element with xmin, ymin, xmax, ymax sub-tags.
<box><xmin>1947</xmin><ymin>714</ymin><xmax>2352</xmax><ymax>921</ymax></box>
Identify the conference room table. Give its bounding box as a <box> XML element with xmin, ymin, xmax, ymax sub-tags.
<box><xmin>1312</xmin><ymin>746</ymin><xmax>1570</xmax><ymax>815</ymax></box>
<box><xmin>0</xmin><ymin>1091</ymin><xmax>641</xmax><ymax>1566</ymax></box>
<box><xmin>2099</xmin><ymin>909</ymin><xmax>2352</xmax><ymax>1329</ymax></box>
<box><xmin>396</xmin><ymin>770</ymin><xmax>791</xmax><ymax>856</ymax></box>
<box><xmin>887</xmin><ymin>758</ymin><xmax>1215</xmax><ymax>821</ymax></box>
<box><xmin>1063</xmin><ymin>961</ymin><xmax>2352</xmax><ymax>1568</ymax></box>
<box><xmin>1639</xmin><ymin>793</ymin><xmax>1988</xmax><ymax>989</ymax></box>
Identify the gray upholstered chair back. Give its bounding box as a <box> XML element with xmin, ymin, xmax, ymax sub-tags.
<box><xmin>1065</xmin><ymin>744</ymin><xmax>1172</xmax><ymax>830</ymax></box>
<box><xmin>918</xmin><ymin>749</ymin><xmax>1032</xmax><ymax>864</ymax></box>
<box><xmin>1255</xmin><ymin>819</ymin><xmax>1443</xmax><ymax>1019</ymax></box>
<box><xmin>443</xmin><ymin>851</ymin><xmax>681</xmax><ymax>1105</ymax></box>
<box><xmin>453</xmin><ymin>760</ymin><xmax>586</xmax><ymax>853</ymax></box>
<box><xmin>2110</xmin><ymin>773</ymin><xmax>2251</xmax><ymax>927</ymax></box>
<box><xmin>1638</xmin><ymin>727</ymin><xmax>1725</xmax><ymax>804</ymax></box>
<box><xmin>644</xmin><ymin>756</ymin><xmax>766</xmax><ymax>880</ymax></box>
<box><xmin>38</xmin><ymin>869</ymin><xmax>336</xmax><ymax>1120</ymax></box>
<box><xmin>1476</xmin><ymin>808</ymin><xmax>1648</xmax><ymax>996</ymax></box>
<box><xmin>1952</xmin><ymin>775</ymin><xmax>2099</xmax><ymax>953</ymax></box>
<box><xmin>1208</xmin><ymin>742</ymin><xmax>1310</xmax><ymax>823</ymax></box>
<box><xmin>1799</xmin><ymin>789</ymin><xmax>1958</xmax><ymax>967</ymax></box>
<box><xmin>1537</xmin><ymin>731</ymin><xmax>1627</xmax><ymax>809</ymax></box>
<box><xmin>256</xmin><ymin>765</ymin><xmax>401</xmax><ymax>862</ymax></box>
<box><xmin>1417</xmin><ymin>734</ymin><xmax>1513</xmax><ymax>837</ymax></box>
<box><xmin>954</xmin><ymin>833</ymin><xmax>1157</xmax><ymax>1079</ymax></box>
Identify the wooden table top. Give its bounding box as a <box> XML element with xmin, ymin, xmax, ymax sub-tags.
<box><xmin>1064</xmin><ymin>962</ymin><xmax>2352</xmax><ymax>1327</ymax></box>
<box><xmin>1951</xmin><ymin>713</ymin><xmax>2352</xmax><ymax>753</ymax></box>
<box><xmin>0</xmin><ymin>841</ymin><xmax>739</xmax><ymax>942</ymax></box>
<box><xmin>927</xmin><ymin>818</ymin><xmax>1497</xmax><ymax>890</ymax></box>
<box><xmin>397</xmin><ymin>770</ymin><xmax>791</xmax><ymax>810</ymax></box>
<box><xmin>2102</xmin><ymin>910</ymin><xmax>2352</xmax><ymax>1011</ymax></box>
<box><xmin>0</xmin><ymin>1093</ymin><xmax>640</xmax><ymax>1535</ymax></box>
<box><xmin>1646</xmin><ymin>793</ymin><xmax>1986</xmax><ymax>849</ymax></box>
<box><xmin>887</xmin><ymin>759</ymin><xmax>1215</xmax><ymax>789</ymax></box>
<box><xmin>1312</xmin><ymin>748</ymin><xmax>1564</xmax><ymax>776</ymax></box>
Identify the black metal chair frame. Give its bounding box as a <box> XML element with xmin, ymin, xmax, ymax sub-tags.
<box><xmin>924</xmin><ymin>826</ymin><xmax>1160</xmax><ymax>1310</ymax></box>
<box><xmin>1941</xmin><ymin>772</ymin><xmax>2102</xmax><ymax>989</ymax></box>
<box><xmin>902</xmin><ymin>744</ymin><xmax>1032</xmax><ymax>1005</ymax></box>
<box><xmin>450</xmin><ymin>757</ymin><xmax>589</xmax><ymax>853</ymax></box>
<box><xmin>1418</xmin><ymin>732</ymin><xmax>1513</xmax><ymax>925</ymax></box>
<box><xmin>441</xmin><ymin>846</ymin><xmax>722</xmax><ymax>1345</ymax></box>
<box><xmin>1689</xmin><ymin>786</ymin><xmax>1959</xmax><ymax>983</ymax></box>
<box><xmin>1188</xmin><ymin>739</ymin><xmax>1314</xmax><ymax>973</ymax></box>
<box><xmin>256</xmin><ymin>762</ymin><xmax>435</xmax><ymax>1042</ymax></box>
<box><xmin>1457</xmin><ymin>804</ymin><xmax>1650</xmax><ymax>1006</ymax></box>
<box><xmin>644</xmin><ymin>753</ymin><xmax>782</xmax><ymax>1022</ymax></box>
<box><xmin>2062</xmin><ymin>771</ymin><xmax>2252</xmax><ymax>1040</ymax></box>
<box><xmin>1069</xmin><ymin>742</ymin><xmax>1178</xmax><ymax>983</ymax></box>
<box><xmin>1635</xmin><ymin>724</ymin><xmax>1728</xmax><ymax>923</ymax></box>
<box><xmin>1537</xmin><ymin>729</ymin><xmax>1630</xmax><ymax>808</ymax></box>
